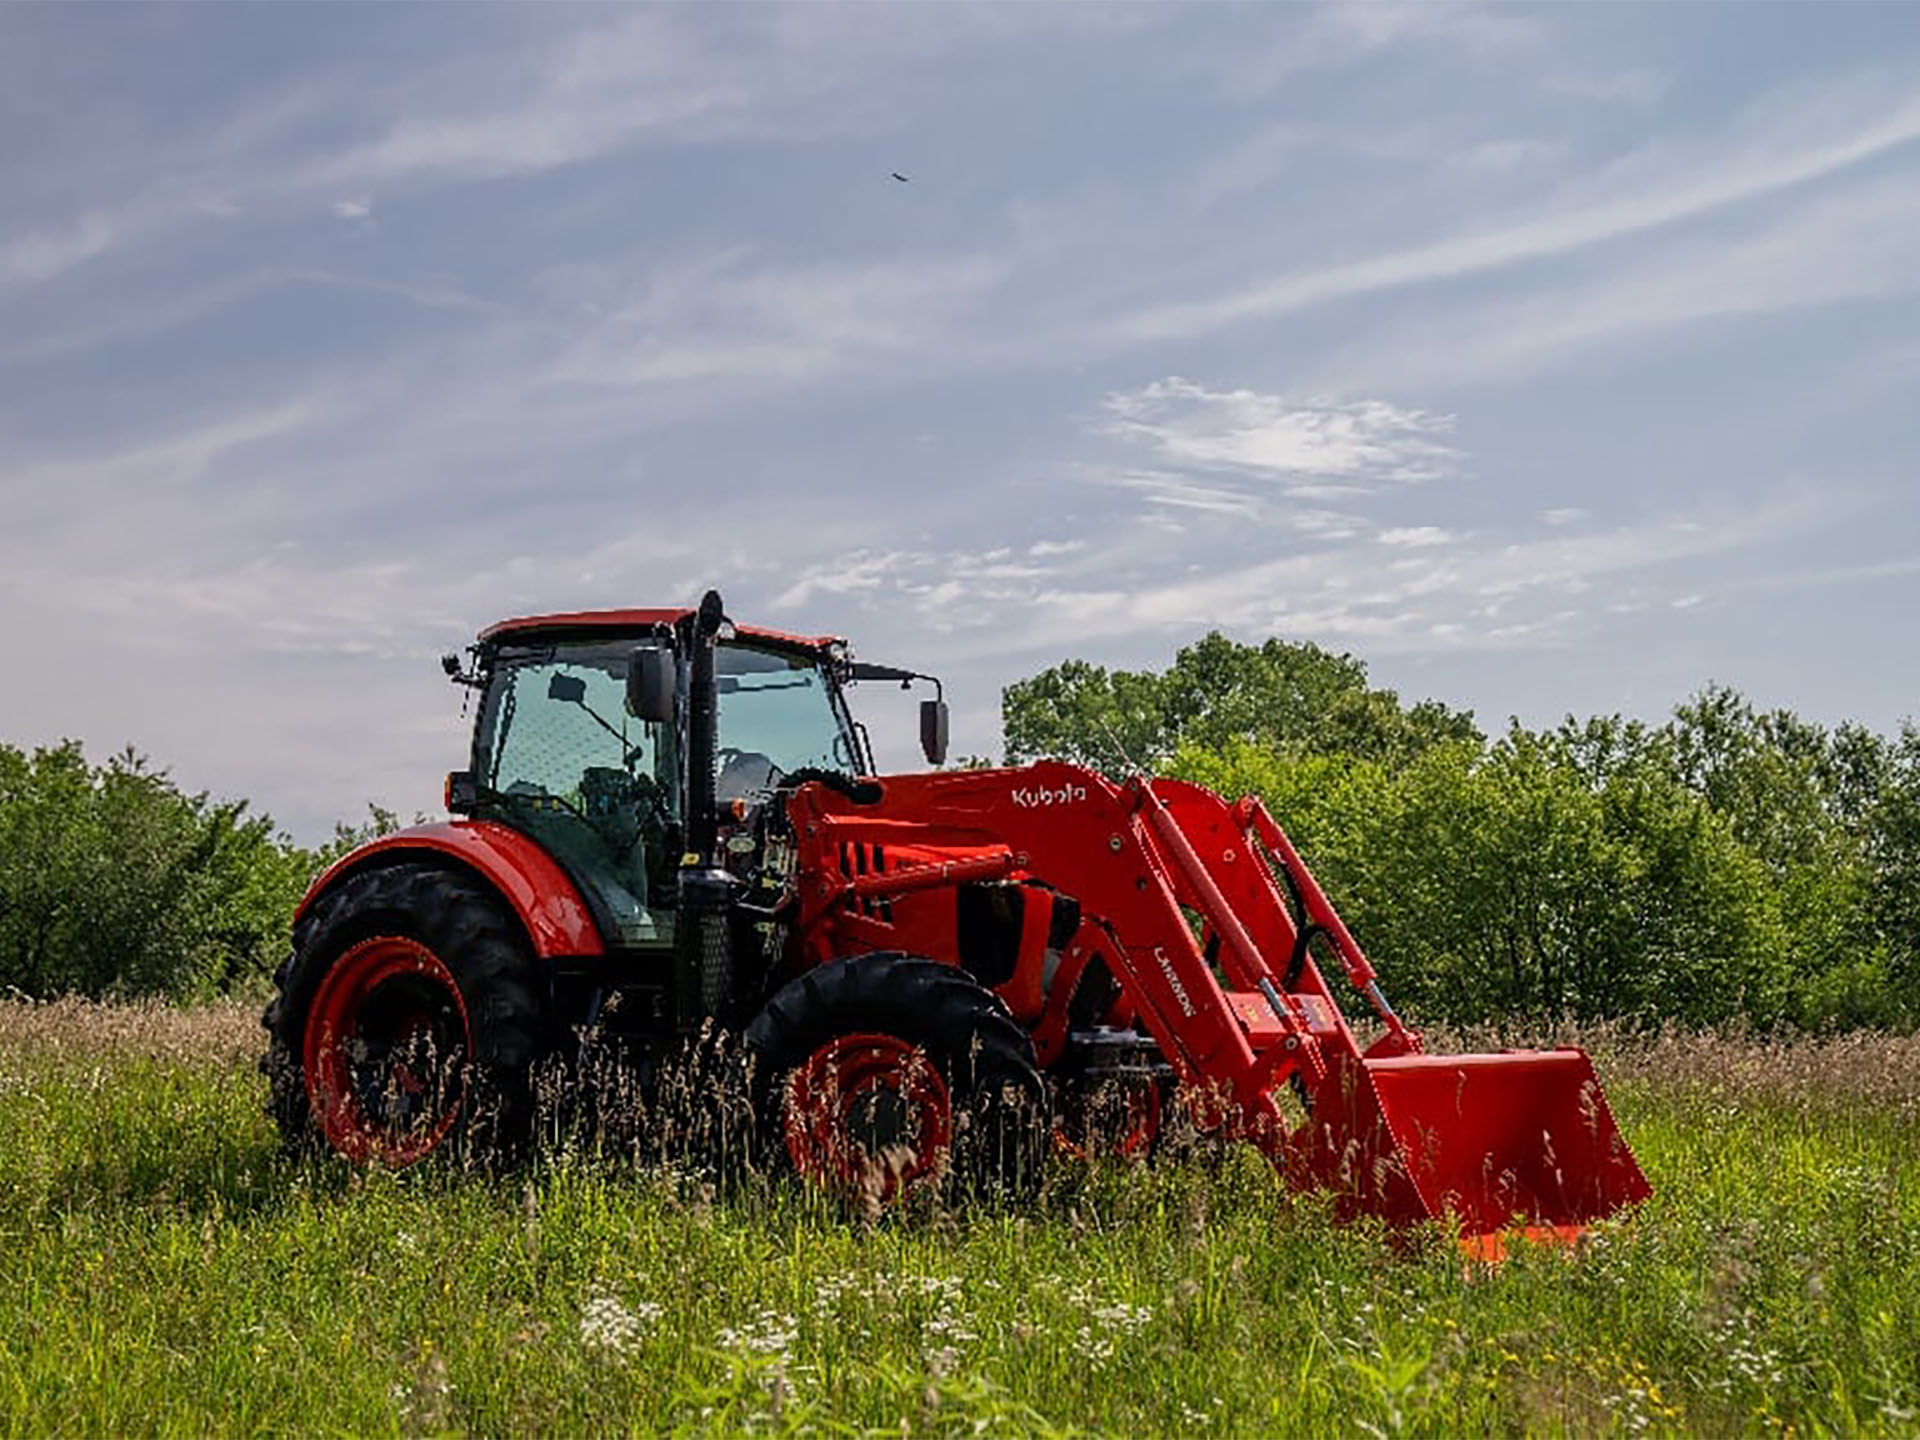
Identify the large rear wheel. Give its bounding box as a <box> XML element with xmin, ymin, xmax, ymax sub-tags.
<box><xmin>743</xmin><ymin>953</ymin><xmax>1048</xmax><ymax>1208</ymax></box>
<box><xmin>262</xmin><ymin>864</ymin><xmax>545</xmax><ymax>1166</ymax></box>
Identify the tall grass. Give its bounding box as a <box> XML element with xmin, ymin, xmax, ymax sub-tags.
<box><xmin>2</xmin><ymin>1000</ymin><xmax>1916</xmax><ymax>1435</ymax></box>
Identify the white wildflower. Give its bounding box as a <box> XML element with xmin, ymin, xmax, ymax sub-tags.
<box><xmin>1057</xmin><ymin>1281</ymin><xmax>1154</xmax><ymax>1368</ymax></box>
<box><xmin>1071</xmin><ymin>1325</ymin><xmax>1115</xmax><ymax>1364</ymax></box>
<box><xmin>717</xmin><ymin>1309</ymin><xmax>798</xmax><ymax>1360</ymax></box>
<box><xmin>580</xmin><ymin>1294</ymin><xmax>662</xmax><ymax>1357</ymax></box>
<box><xmin>1089</xmin><ymin>1302</ymin><xmax>1153</xmax><ymax>1335</ymax></box>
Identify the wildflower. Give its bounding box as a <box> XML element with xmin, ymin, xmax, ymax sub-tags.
<box><xmin>1071</xmin><ymin>1325</ymin><xmax>1115</xmax><ymax>1364</ymax></box>
<box><xmin>1089</xmin><ymin>1302</ymin><xmax>1153</xmax><ymax>1335</ymax></box>
<box><xmin>925</xmin><ymin>1312</ymin><xmax>978</xmax><ymax>1345</ymax></box>
<box><xmin>580</xmin><ymin>1294</ymin><xmax>662</xmax><ymax>1357</ymax></box>
<box><xmin>717</xmin><ymin>1309</ymin><xmax>799</xmax><ymax>1360</ymax></box>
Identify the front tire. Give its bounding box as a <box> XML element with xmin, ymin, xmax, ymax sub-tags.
<box><xmin>261</xmin><ymin>864</ymin><xmax>545</xmax><ymax>1166</ymax></box>
<box><xmin>743</xmin><ymin>953</ymin><xmax>1048</xmax><ymax>1208</ymax></box>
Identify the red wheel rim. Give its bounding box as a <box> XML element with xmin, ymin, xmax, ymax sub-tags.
<box><xmin>302</xmin><ymin>935</ymin><xmax>471</xmax><ymax>1166</ymax></box>
<box><xmin>1053</xmin><ymin>1077</ymin><xmax>1162</xmax><ymax>1161</ymax></box>
<box><xmin>783</xmin><ymin>1033</ymin><xmax>952</xmax><ymax>1204</ymax></box>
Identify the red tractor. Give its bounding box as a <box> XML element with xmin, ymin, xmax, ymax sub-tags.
<box><xmin>264</xmin><ymin>591</ymin><xmax>1649</xmax><ymax>1248</ymax></box>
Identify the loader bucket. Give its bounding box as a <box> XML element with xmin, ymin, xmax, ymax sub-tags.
<box><xmin>1297</xmin><ymin>1048</ymin><xmax>1651</xmax><ymax>1249</ymax></box>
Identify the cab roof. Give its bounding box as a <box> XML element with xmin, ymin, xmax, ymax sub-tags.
<box><xmin>478</xmin><ymin>607</ymin><xmax>843</xmax><ymax>653</ymax></box>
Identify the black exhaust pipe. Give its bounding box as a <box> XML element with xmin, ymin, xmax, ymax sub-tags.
<box><xmin>683</xmin><ymin>587</ymin><xmax>725</xmax><ymax>864</ymax></box>
<box><xmin>676</xmin><ymin>588</ymin><xmax>735</xmax><ymax>1031</ymax></box>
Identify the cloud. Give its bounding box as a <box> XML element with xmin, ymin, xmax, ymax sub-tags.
<box><xmin>1095</xmin><ymin>467</ymin><xmax>1266</xmax><ymax>519</ymax></box>
<box><xmin>0</xmin><ymin>266</ymin><xmax>498</xmax><ymax>367</ymax></box>
<box><xmin>1441</xmin><ymin>138</ymin><xmax>1567</xmax><ymax>174</ymax></box>
<box><xmin>1193</xmin><ymin>1</ymin><xmax>1539</xmax><ymax>99</ymax></box>
<box><xmin>0</xmin><ymin>212</ymin><xmax>119</xmax><ymax>286</ymax></box>
<box><xmin>1546</xmin><ymin>67</ymin><xmax>1672</xmax><ymax>108</ymax></box>
<box><xmin>6</xmin><ymin>399</ymin><xmax>326</xmax><ymax>507</ymax></box>
<box><xmin>1116</xmin><ymin>76</ymin><xmax>1920</xmax><ymax>342</ymax></box>
<box><xmin>0</xmin><ymin>6</ymin><xmax>1147</xmax><ymax>292</ymax></box>
<box><xmin>1103</xmin><ymin>379</ymin><xmax>1457</xmax><ymax>484</ymax></box>
<box><xmin>547</xmin><ymin>251</ymin><xmax>1012</xmax><ymax>388</ymax></box>
<box><xmin>740</xmin><ymin>385</ymin><xmax>1819</xmax><ymax>677</ymax></box>
<box><xmin>1309</xmin><ymin>169</ymin><xmax>1920</xmax><ymax>391</ymax></box>
<box><xmin>1017</xmin><ymin>494</ymin><xmax>1813</xmax><ymax>659</ymax></box>
<box><xmin>770</xmin><ymin>551</ymin><xmax>916</xmax><ymax>610</ymax></box>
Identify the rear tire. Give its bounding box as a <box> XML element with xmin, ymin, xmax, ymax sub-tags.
<box><xmin>261</xmin><ymin>864</ymin><xmax>545</xmax><ymax>1167</ymax></box>
<box><xmin>743</xmin><ymin>953</ymin><xmax>1048</xmax><ymax>1208</ymax></box>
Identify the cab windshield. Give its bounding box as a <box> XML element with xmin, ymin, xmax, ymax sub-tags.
<box><xmin>715</xmin><ymin>643</ymin><xmax>860</xmax><ymax>797</ymax></box>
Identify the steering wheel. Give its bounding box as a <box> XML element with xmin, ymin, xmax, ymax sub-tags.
<box><xmin>716</xmin><ymin>747</ymin><xmax>782</xmax><ymax>800</ymax></box>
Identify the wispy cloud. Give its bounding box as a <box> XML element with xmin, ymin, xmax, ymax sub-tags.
<box><xmin>1117</xmin><ymin>75</ymin><xmax>1920</xmax><ymax>342</ymax></box>
<box><xmin>0</xmin><ymin>5</ymin><xmax>1163</xmax><ymax>294</ymax></box>
<box><xmin>1309</xmin><ymin>169</ymin><xmax>1920</xmax><ymax>391</ymax></box>
<box><xmin>0</xmin><ymin>213</ymin><xmax>119</xmax><ymax>286</ymax></box>
<box><xmin>546</xmin><ymin>251</ymin><xmax>1012</xmax><ymax>388</ymax></box>
<box><xmin>957</xmin><ymin>491</ymin><xmax>1817</xmax><ymax>662</ymax></box>
<box><xmin>1191</xmin><ymin>1</ymin><xmax>1539</xmax><ymax>99</ymax></box>
<box><xmin>7</xmin><ymin>399</ymin><xmax>326</xmax><ymax>506</ymax></box>
<box><xmin>1095</xmin><ymin>467</ymin><xmax>1267</xmax><ymax>520</ymax></box>
<box><xmin>1379</xmin><ymin>526</ymin><xmax>1456</xmax><ymax>548</ymax></box>
<box><xmin>1102</xmin><ymin>379</ymin><xmax>1457</xmax><ymax>485</ymax></box>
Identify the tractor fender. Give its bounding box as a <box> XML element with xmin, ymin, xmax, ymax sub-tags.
<box><xmin>294</xmin><ymin>821</ymin><xmax>606</xmax><ymax>959</ymax></box>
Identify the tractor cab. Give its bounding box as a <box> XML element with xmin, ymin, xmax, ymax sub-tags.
<box><xmin>447</xmin><ymin>607</ymin><xmax>895</xmax><ymax>951</ymax></box>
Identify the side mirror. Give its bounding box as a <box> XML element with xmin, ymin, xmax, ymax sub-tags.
<box><xmin>444</xmin><ymin>770</ymin><xmax>477</xmax><ymax>815</ymax></box>
<box><xmin>626</xmin><ymin>646</ymin><xmax>676</xmax><ymax>723</ymax></box>
<box><xmin>920</xmin><ymin>697</ymin><xmax>949</xmax><ymax>767</ymax></box>
<box><xmin>547</xmin><ymin>673</ymin><xmax>587</xmax><ymax>705</ymax></box>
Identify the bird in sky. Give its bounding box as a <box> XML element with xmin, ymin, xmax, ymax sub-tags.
<box><xmin>891</xmin><ymin>171</ymin><xmax>910</xmax><ymax>183</ymax></box>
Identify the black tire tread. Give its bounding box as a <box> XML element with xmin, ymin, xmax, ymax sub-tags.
<box><xmin>260</xmin><ymin>861</ymin><xmax>545</xmax><ymax>1164</ymax></box>
<box><xmin>743</xmin><ymin>951</ymin><xmax>1047</xmax><ymax>1202</ymax></box>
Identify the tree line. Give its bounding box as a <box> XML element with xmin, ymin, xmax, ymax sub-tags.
<box><xmin>5</xmin><ymin>634</ymin><xmax>1917</xmax><ymax>1029</ymax></box>
<box><xmin>1005</xmin><ymin>635</ymin><xmax>1920</xmax><ymax>1030</ymax></box>
<box><xmin>0</xmin><ymin>742</ymin><xmax>393</xmax><ymax>1002</ymax></box>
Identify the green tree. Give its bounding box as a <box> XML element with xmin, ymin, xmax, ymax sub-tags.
<box><xmin>1179</xmin><ymin>729</ymin><xmax>1788</xmax><ymax>1026</ymax></box>
<box><xmin>1862</xmin><ymin>723</ymin><xmax>1920</xmax><ymax>992</ymax></box>
<box><xmin>1004</xmin><ymin>632</ymin><xmax>1479</xmax><ymax>774</ymax></box>
<box><xmin>0</xmin><ymin>741</ymin><xmax>318</xmax><ymax>1001</ymax></box>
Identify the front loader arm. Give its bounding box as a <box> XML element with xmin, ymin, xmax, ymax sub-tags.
<box><xmin>784</xmin><ymin>762</ymin><xmax>1336</xmax><ymax>1146</ymax></box>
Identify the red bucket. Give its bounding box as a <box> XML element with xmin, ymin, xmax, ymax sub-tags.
<box><xmin>1296</xmin><ymin>1048</ymin><xmax>1651</xmax><ymax>1246</ymax></box>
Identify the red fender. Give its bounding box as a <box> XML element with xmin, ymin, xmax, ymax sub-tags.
<box><xmin>295</xmin><ymin>821</ymin><xmax>606</xmax><ymax>958</ymax></box>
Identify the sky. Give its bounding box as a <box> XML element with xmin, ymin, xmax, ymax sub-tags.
<box><xmin>4</xmin><ymin>2</ymin><xmax>1919</xmax><ymax>843</ymax></box>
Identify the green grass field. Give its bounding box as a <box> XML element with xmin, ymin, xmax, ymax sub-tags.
<box><xmin>2</xmin><ymin>1001</ymin><xmax>1917</xmax><ymax>1436</ymax></box>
